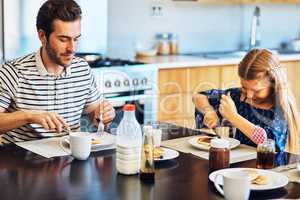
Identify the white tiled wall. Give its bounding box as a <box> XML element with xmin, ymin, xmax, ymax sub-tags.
<box><xmin>107</xmin><ymin>0</ymin><xmax>300</xmax><ymax>57</ymax></box>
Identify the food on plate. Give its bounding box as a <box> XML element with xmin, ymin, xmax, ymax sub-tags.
<box><xmin>242</xmin><ymin>169</ymin><xmax>268</xmax><ymax>185</ymax></box>
<box><xmin>91</xmin><ymin>138</ymin><xmax>101</xmax><ymax>145</ymax></box>
<box><xmin>252</xmin><ymin>175</ymin><xmax>268</xmax><ymax>185</ymax></box>
<box><xmin>242</xmin><ymin>169</ymin><xmax>259</xmax><ymax>180</ymax></box>
<box><xmin>154</xmin><ymin>147</ymin><xmax>165</xmax><ymax>159</ymax></box>
<box><xmin>197</xmin><ymin>136</ymin><xmax>214</xmax><ymax>146</ymax></box>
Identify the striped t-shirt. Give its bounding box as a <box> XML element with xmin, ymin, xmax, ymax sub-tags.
<box><xmin>0</xmin><ymin>49</ymin><xmax>101</xmax><ymax>144</ymax></box>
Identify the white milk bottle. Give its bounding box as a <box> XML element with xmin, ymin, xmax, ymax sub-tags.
<box><xmin>116</xmin><ymin>104</ymin><xmax>142</xmax><ymax>175</ymax></box>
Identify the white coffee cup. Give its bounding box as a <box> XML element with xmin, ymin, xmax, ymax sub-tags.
<box><xmin>70</xmin><ymin>132</ymin><xmax>92</xmax><ymax>160</ymax></box>
<box><xmin>214</xmin><ymin>171</ymin><xmax>251</xmax><ymax>200</ymax></box>
<box><xmin>152</xmin><ymin>129</ymin><xmax>162</xmax><ymax>147</ymax></box>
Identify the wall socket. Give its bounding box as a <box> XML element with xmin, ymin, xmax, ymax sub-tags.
<box><xmin>151</xmin><ymin>5</ymin><xmax>163</xmax><ymax>17</ymax></box>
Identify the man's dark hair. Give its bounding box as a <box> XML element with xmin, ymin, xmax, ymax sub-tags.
<box><xmin>36</xmin><ymin>0</ymin><xmax>82</xmax><ymax>39</ymax></box>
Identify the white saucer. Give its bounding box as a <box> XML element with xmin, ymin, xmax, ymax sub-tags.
<box><xmin>60</xmin><ymin>132</ymin><xmax>115</xmax><ymax>152</ymax></box>
<box><xmin>209</xmin><ymin>168</ymin><xmax>289</xmax><ymax>191</ymax></box>
<box><xmin>154</xmin><ymin>147</ymin><xmax>180</xmax><ymax>162</ymax></box>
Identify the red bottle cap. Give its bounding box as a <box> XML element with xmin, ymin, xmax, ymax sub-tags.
<box><xmin>123</xmin><ymin>104</ymin><xmax>135</xmax><ymax>111</ymax></box>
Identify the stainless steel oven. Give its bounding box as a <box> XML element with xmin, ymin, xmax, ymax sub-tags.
<box><xmin>79</xmin><ymin>58</ymin><xmax>158</xmax><ymax>132</ymax></box>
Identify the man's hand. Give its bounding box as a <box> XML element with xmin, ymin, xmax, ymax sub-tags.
<box><xmin>92</xmin><ymin>100</ymin><xmax>115</xmax><ymax>126</ymax></box>
<box><xmin>219</xmin><ymin>93</ymin><xmax>238</xmax><ymax>122</ymax></box>
<box><xmin>203</xmin><ymin>110</ymin><xmax>219</xmax><ymax>128</ymax></box>
<box><xmin>28</xmin><ymin>111</ymin><xmax>69</xmax><ymax>133</ymax></box>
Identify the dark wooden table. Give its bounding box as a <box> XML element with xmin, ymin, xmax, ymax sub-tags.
<box><xmin>0</xmin><ymin>123</ymin><xmax>299</xmax><ymax>200</ymax></box>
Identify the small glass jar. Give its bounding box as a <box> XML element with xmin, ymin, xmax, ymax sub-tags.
<box><xmin>168</xmin><ymin>33</ymin><xmax>179</xmax><ymax>55</ymax></box>
<box><xmin>209</xmin><ymin>138</ymin><xmax>230</xmax><ymax>173</ymax></box>
<box><xmin>256</xmin><ymin>139</ymin><xmax>275</xmax><ymax>169</ymax></box>
<box><xmin>157</xmin><ymin>33</ymin><xmax>170</xmax><ymax>55</ymax></box>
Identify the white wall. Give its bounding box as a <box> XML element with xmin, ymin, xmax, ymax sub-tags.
<box><xmin>3</xmin><ymin>0</ymin><xmax>108</xmax><ymax>59</ymax></box>
<box><xmin>107</xmin><ymin>0</ymin><xmax>300</xmax><ymax>57</ymax></box>
<box><xmin>0</xmin><ymin>0</ymin><xmax>3</xmax><ymax>61</ymax></box>
<box><xmin>78</xmin><ymin>0</ymin><xmax>107</xmax><ymax>54</ymax></box>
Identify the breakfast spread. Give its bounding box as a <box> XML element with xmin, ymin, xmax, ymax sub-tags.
<box><xmin>252</xmin><ymin>175</ymin><xmax>268</xmax><ymax>185</ymax></box>
<box><xmin>91</xmin><ymin>138</ymin><xmax>101</xmax><ymax>145</ymax></box>
<box><xmin>153</xmin><ymin>147</ymin><xmax>165</xmax><ymax>159</ymax></box>
<box><xmin>242</xmin><ymin>169</ymin><xmax>268</xmax><ymax>185</ymax></box>
<box><xmin>197</xmin><ymin>136</ymin><xmax>214</xmax><ymax>146</ymax></box>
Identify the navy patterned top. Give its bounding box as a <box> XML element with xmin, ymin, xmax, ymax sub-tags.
<box><xmin>195</xmin><ymin>88</ymin><xmax>288</xmax><ymax>152</ymax></box>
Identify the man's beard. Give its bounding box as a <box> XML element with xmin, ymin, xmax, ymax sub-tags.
<box><xmin>45</xmin><ymin>42</ymin><xmax>73</xmax><ymax>68</ymax></box>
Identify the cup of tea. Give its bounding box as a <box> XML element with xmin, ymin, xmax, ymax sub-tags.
<box><xmin>256</xmin><ymin>139</ymin><xmax>276</xmax><ymax>169</ymax></box>
<box><xmin>214</xmin><ymin>171</ymin><xmax>251</xmax><ymax>200</ymax></box>
<box><xmin>220</xmin><ymin>119</ymin><xmax>237</xmax><ymax>138</ymax></box>
<box><xmin>215</xmin><ymin>126</ymin><xmax>230</xmax><ymax>139</ymax></box>
<box><xmin>70</xmin><ymin>132</ymin><xmax>92</xmax><ymax>160</ymax></box>
<box><xmin>152</xmin><ymin>129</ymin><xmax>162</xmax><ymax>147</ymax></box>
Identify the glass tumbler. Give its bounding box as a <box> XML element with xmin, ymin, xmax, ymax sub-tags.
<box><xmin>256</xmin><ymin>139</ymin><xmax>276</xmax><ymax>169</ymax></box>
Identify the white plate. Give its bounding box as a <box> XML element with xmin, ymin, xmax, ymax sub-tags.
<box><xmin>196</xmin><ymin>128</ymin><xmax>217</xmax><ymax>136</ymax></box>
<box><xmin>154</xmin><ymin>147</ymin><xmax>180</xmax><ymax>162</ymax></box>
<box><xmin>209</xmin><ymin>168</ymin><xmax>289</xmax><ymax>191</ymax></box>
<box><xmin>42</xmin><ymin>132</ymin><xmax>68</xmax><ymax>137</ymax></box>
<box><xmin>188</xmin><ymin>136</ymin><xmax>240</xmax><ymax>151</ymax></box>
<box><xmin>60</xmin><ymin>132</ymin><xmax>115</xmax><ymax>152</ymax></box>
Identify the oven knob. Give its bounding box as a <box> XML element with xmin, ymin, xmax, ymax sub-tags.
<box><xmin>133</xmin><ymin>78</ymin><xmax>139</xmax><ymax>86</ymax></box>
<box><xmin>105</xmin><ymin>80</ymin><xmax>112</xmax><ymax>88</ymax></box>
<box><xmin>123</xmin><ymin>79</ymin><xmax>130</xmax><ymax>86</ymax></box>
<box><xmin>141</xmin><ymin>78</ymin><xmax>148</xmax><ymax>85</ymax></box>
<box><xmin>114</xmin><ymin>80</ymin><xmax>121</xmax><ymax>87</ymax></box>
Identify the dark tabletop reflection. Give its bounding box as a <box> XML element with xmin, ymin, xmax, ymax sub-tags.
<box><xmin>0</xmin><ymin>146</ymin><xmax>73</xmax><ymax>200</ymax></box>
<box><xmin>154</xmin><ymin>160</ymin><xmax>179</xmax><ymax>170</ymax></box>
<box><xmin>0</xmin><ymin>123</ymin><xmax>300</xmax><ymax>200</ymax></box>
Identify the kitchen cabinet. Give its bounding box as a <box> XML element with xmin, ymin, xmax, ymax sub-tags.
<box><xmin>281</xmin><ymin>61</ymin><xmax>300</xmax><ymax>107</ymax></box>
<box><xmin>157</xmin><ymin>60</ymin><xmax>300</xmax><ymax>129</ymax></box>
<box><xmin>158</xmin><ymin>66</ymin><xmax>223</xmax><ymax>129</ymax></box>
<box><xmin>194</xmin><ymin>0</ymin><xmax>300</xmax><ymax>3</ymax></box>
<box><xmin>240</xmin><ymin>0</ymin><xmax>300</xmax><ymax>2</ymax></box>
<box><xmin>196</xmin><ymin>0</ymin><xmax>240</xmax><ymax>3</ymax></box>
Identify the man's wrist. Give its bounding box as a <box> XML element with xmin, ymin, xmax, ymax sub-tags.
<box><xmin>21</xmin><ymin>111</ymin><xmax>32</xmax><ymax>124</ymax></box>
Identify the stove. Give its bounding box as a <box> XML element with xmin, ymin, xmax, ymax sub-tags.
<box><xmin>75</xmin><ymin>52</ymin><xmax>144</xmax><ymax>68</ymax></box>
<box><xmin>89</xmin><ymin>58</ymin><xmax>144</xmax><ymax>68</ymax></box>
<box><xmin>77</xmin><ymin>53</ymin><xmax>158</xmax><ymax>127</ymax></box>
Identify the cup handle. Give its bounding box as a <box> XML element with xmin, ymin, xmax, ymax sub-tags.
<box><xmin>214</xmin><ymin>174</ymin><xmax>224</xmax><ymax>196</ymax></box>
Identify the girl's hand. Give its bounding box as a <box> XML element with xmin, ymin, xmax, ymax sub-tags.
<box><xmin>219</xmin><ymin>93</ymin><xmax>238</xmax><ymax>122</ymax></box>
<box><xmin>203</xmin><ymin>110</ymin><xmax>219</xmax><ymax>128</ymax></box>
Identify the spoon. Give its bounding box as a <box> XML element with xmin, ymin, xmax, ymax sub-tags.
<box><xmin>97</xmin><ymin>114</ymin><xmax>105</xmax><ymax>135</ymax></box>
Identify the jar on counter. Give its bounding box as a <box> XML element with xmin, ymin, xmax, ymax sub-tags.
<box><xmin>209</xmin><ymin>138</ymin><xmax>230</xmax><ymax>173</ymax></box>
<box><xmin>157</xmin><ymin>33</ymin><xmax>170</xmax><ymax>55</ymax></box>
<box><xmin>168</xmin><ymin>33</ymin><xmax>179</xmax><ymax>55</ymax></box>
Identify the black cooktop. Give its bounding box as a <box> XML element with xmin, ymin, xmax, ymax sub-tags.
<box><xmin>89</xmin><ymin>58</ymin><xmax>144</xmax><ymax>68</ymax></box>
<box><xmin>75</xmin><ymin>52</ymin><xmax>144</xmax><ymax>68</ymax></box>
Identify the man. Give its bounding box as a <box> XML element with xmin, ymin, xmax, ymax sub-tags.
<box><xmin>0</xmin><ymin>0</ymin><xmax>115</xmax><ymax>144</ymax></box>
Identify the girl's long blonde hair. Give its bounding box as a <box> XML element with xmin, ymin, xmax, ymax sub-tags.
<box><xmin>239</xmin><ymin>48</ymin><xmax>300</xmax><ymax>154</ymax></box>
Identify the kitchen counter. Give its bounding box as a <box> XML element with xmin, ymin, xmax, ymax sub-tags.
<box><xmin>136</xmin><ymin>53</ymin><xmax>300</xmax><ymax>69</ymax></box>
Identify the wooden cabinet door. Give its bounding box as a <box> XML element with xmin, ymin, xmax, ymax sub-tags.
<box><xmin>282</xmin><ymin>61</ymin><xmax>300</xmax><ymax>107</ymax></box>
<box><xmin>158</xmin><ymin>93</ymin><xmax>194</xmax><ymax>120</ymax></box>
<box><xmin>189</xmin><ymin>67</ymin><xmax>220</xmax><ymax>93</ymax></box>
<box><xmin>220</xmin><ymin>65</ymin><xmax>240</xmax><ymax>89</ymax></box>
<box><xmin>197</xmin><ymin>0</ymin><xmax>240</xmax><ymax>3</ymax></box>
<box><xmin>240</xmin><ymin>0</ymin><xmax>300</xmax><ymax>3</ymax></box>
<box><xmin>159</xmin><ymin>117</ymin><xmax>196</xmax><ymax>129</ymax></box>
<box><xmin>158</xmin><ymin>68</ymin><xmax>188</xmax><ymax>94</ymax></box>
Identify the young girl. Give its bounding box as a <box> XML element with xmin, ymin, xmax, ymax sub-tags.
<box><xmin>192</xmin><ymin>48</ymin><xmax>300</xmax><ymax>154</ymax></box>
